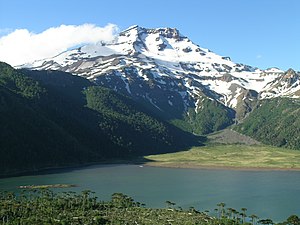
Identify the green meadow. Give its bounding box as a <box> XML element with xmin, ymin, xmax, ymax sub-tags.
<box><xmin>145</xmin><ymin>144</ymin><xmax>300</xmax><ymax>170</ymax></box>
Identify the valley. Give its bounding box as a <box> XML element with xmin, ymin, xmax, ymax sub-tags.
<box><xmin>1</xmin><ymin>1</ymin><xmax>300</xmax><ymax>223</ymax></box>
<box><xmin>1</xmin><ymin>50</ymin><xmax>300</xmax><ymax>176</ymax></box>
<box><xmin>1</xmin><ymin>25</ymin><xmax>300</xmax><ymax>224</ymax></box>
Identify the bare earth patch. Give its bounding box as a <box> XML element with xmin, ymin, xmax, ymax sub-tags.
<box><xmin>208</xmin><ymin>129</ymin><xmax>261</xmax><ymax>145</ymax></box>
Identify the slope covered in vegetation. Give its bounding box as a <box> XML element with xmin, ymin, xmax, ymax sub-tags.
<box><xmin>187</xmin><ymin>98</ymin><xmax>235</xmax><ymax>135</ymax></box>
<box><xmin>235</xmin><ymin>98</ymin><xmax>300</xmax><ymax>150</ymax></box>
<box><xmin>0</xmin><ymin>62</ymin><xmax>201</xmax><ymax>176</ymax></box>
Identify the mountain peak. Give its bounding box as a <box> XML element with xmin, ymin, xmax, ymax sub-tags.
<box><xmin>285</xmin><ymin>68</ymin><xmax>296</xmax><ymax>75</ymax></box>
<box><xmin>146</xmin><ymin>27</ymin><xmax>184</xmax><ymax>40</ymax></box>
<box><xmin>120</xmin><ymin>25</ymin><xmax>141</xmax><ymax>34</ymax></box>
<box><xmin>120</xmin><ymin>25</ymin><xmax>184</xmax><ymax>41</ymax></box>
<box><xmin>21</xmin><ymin>25</ymin><xmax>300</xmax><ymax>117</ymax></box>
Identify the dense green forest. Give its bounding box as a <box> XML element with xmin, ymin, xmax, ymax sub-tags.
<box><xmin>0</xmin><ymin>62</ymin><xmax>201</xmax><ymax>176</ymax></box>
<box><xmin>170</xmin><ymin>98</ymin><xmax>235</xmax><ymax>135</ymax></box>
<box><xmin>84</xmin><ymin>86</ymin><xmax>198</xmax><ymax>154</ymax></box>
<box><xmin>0</xmin><ymin>189</ymin><xmax>298</xmax><ymax>225</ymax></box>
<box><xmin>235</xmin><ymin>98</ymin><xmax>300</xmax><ymax>150</ymax></box>
<box><xmin>187</xmin><ymin>98</ymin><xmax>235</xmax><ymax>135</ymax></box>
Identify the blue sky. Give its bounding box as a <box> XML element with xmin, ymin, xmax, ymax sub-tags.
<box><xmin>0</xmin><ymin>0</ymin><xmax>299</xmax><ymax>70</ymax></box>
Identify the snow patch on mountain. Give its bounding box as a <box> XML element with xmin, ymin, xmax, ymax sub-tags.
<box><xmin>20</xmin><ymin>25</ymin><xmax>300</xmax><ymax>120</ymax></box>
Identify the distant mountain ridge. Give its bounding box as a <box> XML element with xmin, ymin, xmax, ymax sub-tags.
<box><xmin>20</xmin><ymin>25</ymin><xmax>300</xmax><ymax>134</ymax></box>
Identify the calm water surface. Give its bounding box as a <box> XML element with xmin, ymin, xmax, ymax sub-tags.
<box><xmin>0</xmin><ymin>164</ymin><xmax>300</xmax><ymax>222</ymax></box>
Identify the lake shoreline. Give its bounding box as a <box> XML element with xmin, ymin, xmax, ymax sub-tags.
<box><xmin>0</xmin><ymin>158</ymin><xmax>147</xmax><ymax>179</ymax></box>
<box><xmin>2</xmin><ymin>157</ymin><xmax>300</xmax><ymax>179</ymax></box>
<box><xmin>144</xmin><ymin>162</ymin><xmax>300</xmax><ymax>171</ymax></box>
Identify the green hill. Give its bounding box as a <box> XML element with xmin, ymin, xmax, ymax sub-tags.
<box><xmin>0</xmin><ymin>62</ymin><xmax>201</xmax><ymax>176</ymax></box>
<box><xmin>235</xmin><ymin>98</ymin><xmax>300</xmax><ymax>149</ymax></box>
<box><xmin>187</xmin><ymin>99</ymin><xmax>235</xmax><ymax>135</ymax></box>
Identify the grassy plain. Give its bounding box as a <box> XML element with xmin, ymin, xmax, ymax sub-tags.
<box><xmin>145</xmin><ymin>144</ymin><xmax>300</xmax><ymax>170</ymax></box>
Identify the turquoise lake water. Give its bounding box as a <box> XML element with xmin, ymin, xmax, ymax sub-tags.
<box><xmin>1</xmin><ymin>164</ymin><xmax>299</xmax><ymax>222</ymax></box>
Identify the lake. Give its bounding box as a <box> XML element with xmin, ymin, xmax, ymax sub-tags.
<box><xmin>0</xmin><ymin>164</ymin><xmax>300</xmax><ymax>222</ymax></box>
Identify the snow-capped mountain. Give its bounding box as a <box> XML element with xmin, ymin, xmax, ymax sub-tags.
<box><xmin>21</xmin><ymin>25</ymin><xmax>300</xmax><ymax>121</ymax></box>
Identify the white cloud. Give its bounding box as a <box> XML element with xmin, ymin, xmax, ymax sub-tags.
<box><xmin>0</xmin><ymin>23</ymin><xmax>119</xmax><ymax>66</ymax></box>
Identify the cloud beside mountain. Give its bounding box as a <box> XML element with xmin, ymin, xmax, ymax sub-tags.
<box><xmin>0</xmin><ymin>23</ymin><xmax>119</xmax><ymax>66</ymax></box>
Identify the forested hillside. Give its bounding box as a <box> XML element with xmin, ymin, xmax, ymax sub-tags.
<box><xmin>0</xmin><ymin>63</ymin><xmax>96</xmax><ymax>175</ymax></box>
<box><xmin>235</xmin><ymin>98</ymin><xmax>300</xmax><ymax>149</ymax></box>
<box><xmin>0</xmin><ymin>62</ymin><xmax>201</xmax><ymax>176</ymax></box>
<box><xmin>187</xmin><ymin>99</ymin><xmax>235</xmax><ymax>135</ymax></box>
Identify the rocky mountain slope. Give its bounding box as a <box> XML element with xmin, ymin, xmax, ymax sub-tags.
<box><xmin>21</xmin><ymin>25</ymin><xmax>300</xmax><ymax>133</ymax></box>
